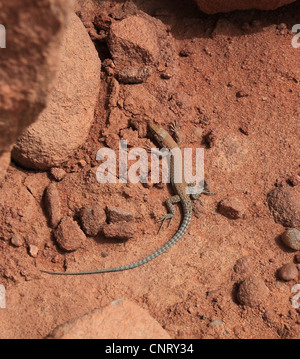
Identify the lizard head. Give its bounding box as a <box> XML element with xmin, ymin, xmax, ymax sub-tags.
<box><xmin>148</xmin><ymin>122</ymin><xmax>168</xmax><ymax>147</ymax></box>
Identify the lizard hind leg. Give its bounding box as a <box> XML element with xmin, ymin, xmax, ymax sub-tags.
<box><xmin>157</xmin><ymin>195</ymin><xmax>181</xmax><ymax>233</ymax></box>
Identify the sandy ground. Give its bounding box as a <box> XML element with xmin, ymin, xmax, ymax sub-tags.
<box><xmin>0</xmin><ymin>0</ymin><xmax>299</xmax><ymax>339</ymax></box>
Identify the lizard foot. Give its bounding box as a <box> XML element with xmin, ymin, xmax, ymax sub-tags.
<box><xmin>157</xmin><ymin>214</ymin><xmax>174</xmax><ymax>233</ymax></box>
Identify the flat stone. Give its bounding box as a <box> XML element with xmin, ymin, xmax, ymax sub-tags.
<box><xmin>106</xmin><ymin>207</ymin><xmax>134</xmax><ymax>223</ymax></box>
<box><xmin>80</xmin><ymin>205</ymin><xmax>107</xmax><ymax>237</ymax></box>
<box><xmin>47</xmin><ymin>298</ymin><xmax>171</xmax><ymax>339</ymax></box>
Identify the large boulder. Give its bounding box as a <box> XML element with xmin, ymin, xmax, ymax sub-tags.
<box><xmin>12</xmin><ymin>12</ymin><xmax>101</xmax><ymax>170</ymax></box>
<box><xmin>0</xmin><ymin>0</ymin><xmax>74</xmax><ymax>182</ymax></box>
<box><xmin>47</xmin><ymin>299</ymin><xmax>171</xmax><ymax>339</ymax></box>
<box><xmin>193</xmin><ymin>0</ymin><xmax>296</xmax><ymax>14</ymax></box>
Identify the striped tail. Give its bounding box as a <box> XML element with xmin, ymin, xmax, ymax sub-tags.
<box><xmin>41</xmin><ymin>212</ymin><xmax>192</xmax><ymax>276</ymax></box>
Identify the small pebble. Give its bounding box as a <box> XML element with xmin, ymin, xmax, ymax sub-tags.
<box><xmin>236</xmin><ymin>90</ymin><xmax>249</xmax><ymax>98</ymax></box>
<box><xmin>78</xmin><ymin>159</ymin><xmax>87</xmax><ymax>168</ymax></box>
<box><xmin>209</xmin><ymin>319</ymin><xmax>224</xmax><ymax>327</ymax></box>
<box><xmin>160</xmin><ymin>70</ymin><xmax>174</xmax><ymax>80</ymax></box>
<box><xmin>287</xmin><ymin>174</ymin><xmax>299</xmax><ymax>187</ymax></box>
<box><xmin>278</xmin><ymin>263</ymin><xmax>298</xmax><ymax>281</ymax></box>
<box><xmin>45</xmin><ymin>182</ymin><xmax>62</xmax><ymax>229</ymax></box>
<box><xmin>218</xmin><ymin>197</ymin><xmax>246</xmax><ymax>220</ymax></box>
<box><xmin>179</xmin><ymin>47</ymin><xmax>193</xmax><ymax>57</ymax></box>
<box><xmin>29</xmin><ymin>245</ymin><xmax>39</xmax><ymax>258</ymax></box>
<box><xmin>295</xmin><ymin>253</ymin><xmax>300</xmax><ymax>264</ymax></box>
<box><xmin>106</xmin><ymin>207</ymin><xmax>134</xmax><ymax>223</ymax></box>
<box><xmin>281</xmin><ymin>228</ymin><xmax>300</xmax><ymax>251</ymax></box>
<box><xmin>55</xmin><ymin>217</ymin><xmax>86</xmax><ymax>252</ymax></box>
<box><xmin>50</xmin><ymin>168</ymin><xmax>66</xmax><ymax>182</ymax></box>
<box><xmin>263</xmin><ymin>309</ymin><xmax>277</xmax><ymax>324</ymax></box>
<box><xmin>203</xmin><ymin>129</ymin><xmax>218</xmax><ymax>148</ymax></box>
<box><xmin>10</xmin><ymin>235</ymin><xmax>22</xmax><ymax>247</ymax></box>
<box><xmin>102</xmin><ymin>222</ymin><xmax>137</xmax><ymax>241</ymax></box>
<box><xmin>239</xmin><ymin>122</ymin><xmax>250</xmax><ymax>136</ymax></box>
<box><xmin>234</xmin><ymin>256</ymin><xmax>254</xmax><ymax>276</ymax></box>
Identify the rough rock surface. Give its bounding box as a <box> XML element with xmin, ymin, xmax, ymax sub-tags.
<box><xmin>193</xmin><ymin>0</ymin><xmax>296</xmax><ymax>14</ymax></box>
<box><xmin>218</xmin><ymin>197</ymin><xmax>246</xmax><ymax>219</ymax></box>
<box><xmin>54</xmin><ymin>217</ymin><xmax>86</xmax><ymax>252</ymax></box>
<box><xmin>12</xmin><ymin>12</ymin><xmax>101</xmax><ymax>170</ymax></box>
<box><xmin>0</xmin><ymin>151</ymin><xmax>11</xmax><ymax>184</ymax></box>
<box><xmin>102</xmin><ymin>222</ymin><xmax>137</xmax><ymax>241</ymax></box>
<box><xmin>267</xmin><ymin>186</ymin><xmax>300</xmax><ymax>228</ymax></box>
<box><xmin>107</xmin><ymin>12</ymin><xmax>177</xmax><ymax>71</ymax></box>
<box><xmin>237</xmin><ymin>275</ymin><xmax>270</xmax><ymax>307</ymax></box>
<box><xmin>0</xmin><ymin>0</ymin><xmax>74</xmax><ymax>182</ymax></box>
<box><xmin>80</xmin><ymin>204</ymin><xmax>107</xmax><ymax>237</ymax></box>
<box><xmin>47</xmin><ymin>298</ymin><xmax>171</xmax><ymax>339</ymax></box>
<box><xmin>45</xmin><ymin>183</ymin><xmax>62</xmax><ymax>229</ymax></box>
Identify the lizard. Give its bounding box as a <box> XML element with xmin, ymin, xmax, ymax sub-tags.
<box><xmin>41</xmin><ymin>121</ymin><xmax>210</xmax><ymax>276</ymax></box>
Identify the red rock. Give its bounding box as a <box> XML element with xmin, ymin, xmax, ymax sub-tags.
<box><xmin>29</xmin><ymin>245</ymin><xmax>39</xmax><ymax>258</ymax></box>
<box><xmin>278</xmin><ymin>263</ymin><xmax>298</xmax><ymax>281</ymax></box>
<box><xmin>50</xmin><ymin>168</ymin><xmax>67</xmax><ymax>182</ymax></box>
<box><xmin>45</xmin><ymin>183</ymin><xmax>62</xmax><ymax>229</ymax></box>
<box><xmin>108</xmin><ymin>14</ymin><xmax>161</xmax><ymax>65</ymax></box>
<box><xmin>107</xmin><ymin>12</ymin><xmax>177</xmax><ymax>75</ymax></box>
<box><xmin>47</xmin><ymin>298</ymin><xmax>171</xmax><ymax>339</ymax></box>
<box><xmin>267</xmin><ymin>186</ymin><xmax>300</xmax><ymax>228</ymax></box>
<box><xmin>193</xmin><ymin>0</ymin><xmax>296</xmax><ymax>14</ymax></box>
<box><xmin>234</xmin><ymin>256</ymin><xmax>254</xmax><ymax>277</ymax></box>
<box><xmin>12</xmin><ymin>13</ymin><xmax>101</xmax><ymax>170</ymax></box>
<box><xmin>80</xmin><ymin>205</ymin><xmax>107</xmax><ymax>237</ymax></box>
<box><xmin>106</xmin><ymin>207</ymin><xmax>134</xmax><ymax>223</ymax></box>
<box><xmin>55</xmin><ymin>217</ymin><xmax>86</xmax><ymax>252</ymax></box>
<box><xmin>0</xmin><ymin>0</ymin><xmax>74</xmax><ymax>182</ymax></box>
<box><xmin>102</xmin><ymin>222</ymin><xmax>137</xmax><ymax>241</ymax></box>
<box><xmin>218</xmin><ymin>197</ymin><xmax>246</xmax><ymax>219</ymax></box>
<box><xmin>237</xmin><ymin>275</ymin><xmax>270</xmax><ymax>307</ymax></box>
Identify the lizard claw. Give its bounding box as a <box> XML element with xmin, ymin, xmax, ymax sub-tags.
<box><xmin>144</xmin><ymin>143</ymin><xmax>154</xmax><ymax>153</ymax></box>
<box><xmin>170</xmin><ymin>120</ymin><xmax>179</xmax><ymax>133</ymax></box>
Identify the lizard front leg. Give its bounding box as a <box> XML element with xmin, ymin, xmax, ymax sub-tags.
<box><xmin>170</xmin><ymin>120</ymin><xmax>183</xmax><ymax>146</ymax></box>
